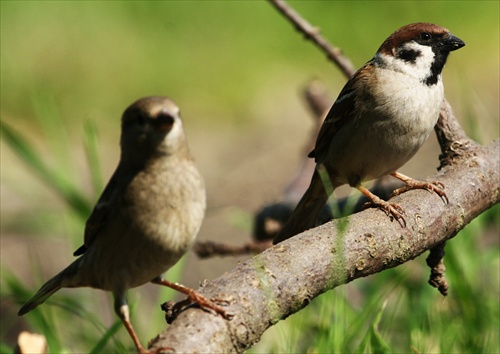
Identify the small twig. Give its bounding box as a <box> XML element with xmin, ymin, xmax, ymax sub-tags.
<box><xmin>302</xmin><ymin>79</ymin><xmax>332</xmax><ymax>119</ymax></box>
<box><xmin>193</xmin><ymin>240</ymin><xmax>271</xmax><ymax>258</ymax></box>
<box><xmin>284</xmin><ymin>81</ymin><xmax>331</xmax><ymax>204</ymax></box>
<box><xmin>300</xmin><ymin>80</ymin><xmax>330</xmax><ymax>158</ymax></box>
<box><xmin>269</xmin><ymin>0</ymin><xmax>356</xmax><ymax>78</ymax></box>
<box><xmin>426</xmin><ymin>242</ymin><xmax>449</xmax><ymax>296</ymax></box>
<box><xmin>194</xmin><ymin>81</ymin><xmax>333</xmax><ymax>258</ymax></box>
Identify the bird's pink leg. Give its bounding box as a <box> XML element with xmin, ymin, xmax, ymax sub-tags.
<box><xmin>151</xmin><ymin>278</ymin><xmax>230</xmax><ymax>319</ymax></box>
<box><xmin>391</xmin><ymin>172</ymin><xmax>448</xmax><ymax>203</ymax></box>
<box><xmin>356</xmin><ymin>184</ymin><xmax>407</xmax><ymax>227</ymax></box>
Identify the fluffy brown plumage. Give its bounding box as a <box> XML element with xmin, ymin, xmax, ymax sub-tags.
<box><xmin>18</xmin><ymin>96</ymin><xmax>227</xmax><ymax>353</ymax></box>
<box><xmin>275</xmin><ymin>23</ymin><xmax>464</xmax><ymax>243</ymax></box>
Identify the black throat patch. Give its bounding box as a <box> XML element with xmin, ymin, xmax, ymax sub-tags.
<box><xmin>425</xmin><ymin>48</ymin><xmax>449</xmax><ymax>86</ymax></box>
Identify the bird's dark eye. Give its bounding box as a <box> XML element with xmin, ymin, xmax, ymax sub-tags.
<box><xmin>122</xmin><ymin>109</ymin><xmax>147</xmax><ymax>130</ymax></box>
<box><xmin>136</xmin><ymin>112</ymin><xmax>147</xmax><ymax>125</ymax></box>
<box><xmin>154</xmin><ymin>112</ymin><xmax>175</xmax><ymax>132</ymax></box>
<box><xmin>420</xmin><ymin>32</ymin><xmax>432</xmax><ymax>41</ymax></box>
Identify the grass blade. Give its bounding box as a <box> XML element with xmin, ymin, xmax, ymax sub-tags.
<box><xmin>83</xmin><ymin>120</ymin><xmax>104</xmax><ymax>195</ymax></box>
<box><xmin>89</xmin><ymin>319</ymin><xmax>125</xmax><ymax>354</ymax></box>
<box><xmin>1</xmin><ymin>121</ymin><xmax>91</xmax><ymax>219</ymax></box>
<box><xmin>369</xmin><ymin>300</ymin><xmax>391</xmax><ymax>354</ymax></box>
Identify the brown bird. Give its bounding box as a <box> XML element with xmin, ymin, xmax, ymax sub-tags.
<box><xmin>274</xmin><ymin>23</ymin><xmax>465</xmax><ymax>244</ymax></box>
<box><xmin>18</xmin><ymin>96</ymin><xmax>228</xmax><ymax>353</ymax></box>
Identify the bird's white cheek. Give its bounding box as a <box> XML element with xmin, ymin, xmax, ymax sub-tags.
<box><xmin>377</xmin><ymin>44</ymin><xmax>436</xmax><ymax>83</ymax></box>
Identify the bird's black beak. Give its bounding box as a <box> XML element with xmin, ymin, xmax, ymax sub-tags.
<box><xmin>445</xmin><ymin>34</ymin><xmax>465</xmax><ymax>51</ymax></box>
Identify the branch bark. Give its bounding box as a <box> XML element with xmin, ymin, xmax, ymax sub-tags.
<box><xmin>269</xmin><ymin>0</ymin><xmax>356</xmax><ymax>78</ymax></box>
<box><xmin>150</xmin><ymin>136</ymin><xmax>499</xmax><ymax>353</ymax></box>
<box><xmin>148</xmin><ymin>1</ymin><xmax>499</xmax><ymax>352</ymax></box>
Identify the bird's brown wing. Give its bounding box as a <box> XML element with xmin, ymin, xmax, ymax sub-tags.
<box><xmin>73</xmin><ymin>164</ymin><xmax>130</xmax><ymax>256</ymax></box>
<box><xmin>310</xmin><ymin>62</ymin><xmax>372</xmax><ymax>163</ymax></box>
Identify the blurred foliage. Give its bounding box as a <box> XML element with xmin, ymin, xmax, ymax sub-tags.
<box><xmin>1</xmin><ymin>1</ymin><xmax>498</xmax><ymax>129</ymax></box>
<box><xmin>1</xmin><ymin>1</ymin><xmax>498</xmax><ymax>353</ymax></box>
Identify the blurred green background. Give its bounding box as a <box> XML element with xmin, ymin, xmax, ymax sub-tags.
<box><xmin>1</xmin><ymin>1</ymin><xmax>498</xmax><ymax>353</ymax></box>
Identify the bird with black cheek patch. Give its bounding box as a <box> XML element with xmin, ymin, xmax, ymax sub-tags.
<box><xmin>275</xmin><ymin>23</ymin><xmax>465</xmax><ymax>244</ymax></box>
<box><xmin>18</xmin><ymin>96</ymin><xmax>230</xmax><ymax>353</ymax></box>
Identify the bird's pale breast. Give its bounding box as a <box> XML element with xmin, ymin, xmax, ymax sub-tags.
<box><xmin>77</xmin><ymin>157</ymin><xmax>206</xmax><ymax>291</ymax></box>
<box><xmin>325</xmin><ymin>68</ymin><xmax>444</xmax><ymax>186</ymax></box>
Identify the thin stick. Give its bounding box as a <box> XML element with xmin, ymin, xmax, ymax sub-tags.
<box><xmin>269</xmin><ymin>0</ymin><xmax>356</xmax><ymax>78</ymax></box>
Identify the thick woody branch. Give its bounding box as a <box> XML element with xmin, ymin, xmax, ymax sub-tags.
<box><xmin>150</xmin><ymin>138</ymin><xmax>499</xmax><ymax>352</ymax></box>
<box><xmin>435</xmin><ymin>100</ymin><xmax>475</xmax><ymax>168</ymax></box>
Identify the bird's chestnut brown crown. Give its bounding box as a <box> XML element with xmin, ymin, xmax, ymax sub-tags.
<box><xmin>378</xmin><ymin>22</ymin><xmax>465</xmax><ymax>56</ymax></box>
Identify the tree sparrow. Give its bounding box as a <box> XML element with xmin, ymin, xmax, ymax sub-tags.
<box><xmin>275</xmin><ymin>23</ymin><xmax>465</xmax><ymax>244</ymax></box>
<box><xmin>18</xmin><ymin>97</ymin><xmax>228</xmax><ymax>353</ymax></box>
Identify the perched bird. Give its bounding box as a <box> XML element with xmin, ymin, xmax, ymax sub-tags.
<box><xmin>18</xmin><ymin>96</ymin><xmax>228</xmax><ymax>353</ymax></box>
<box><xmin>275</xmin><ymin>23</ymin><xmax>465</xmax><ymax>244</ymax></box>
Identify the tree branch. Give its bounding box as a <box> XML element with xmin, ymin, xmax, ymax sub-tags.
<box><xmin>150</xmin><ymin>137</ymin><xmax>499</xmax><ymax>352</ymax></box>
<box><xmin>435</xmin><ymin>99</ymin><xmax>475</xmax><ymax>168</ymax></box>
<box><xmin>269</xmin><ymin>0</ymin><xmax>356</xmax><ymax>78</ymax></box>
<box><xmin>147</xmin><ymin>1</ymin><xmax>499</xmax><ymax>351</ymax></box>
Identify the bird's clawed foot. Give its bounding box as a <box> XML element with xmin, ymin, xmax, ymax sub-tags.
<box><xmin>391</xmin><ymin>172</ymin><xmax>449</xmax><ymax>204</ymax></box>
<box><xmin>186</xmin><ymin>289</ymin><xmax>231</xmax><ymax>319</ymax></box>
<box><xmin>356</xmin><ymin>184</ymin><xmax>407</xmax><ymax>227</ymax></box>
<box><xmin>153</xmin><ymin>277</ymin><xmax>232</xmax><ymax>323</ymax></box>
<box><xmin>391</xmin><ymin>180</ymin><xmax>449</xmax><ymax>203</ymax></box>
<box><xmin>161</xmin><ymin>294</ymin><xmax>231</xmax><ymax>324</ymax></box>
<box><xmin>362</xmin><ymin>199</ymin><xmax>407</xmax><ymax>227</ymax></box>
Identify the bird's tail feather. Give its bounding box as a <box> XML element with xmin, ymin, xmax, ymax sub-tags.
<box><xmin>18</xmin><ymin>259</ymin><xmax>82</xmax><ymax>316</ymax></box>
<box><xmin>274</xmin><ymin>169</ymin><xmax>331</xmax><ymax>244</ymax></box>
<box><xmin>18</xmin><ymin>274</ymin><xmax>63</xmax><ymax>315</ymax></box>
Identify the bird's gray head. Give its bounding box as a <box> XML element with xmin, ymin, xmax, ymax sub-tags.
<box><xmin>120</xmin><ymin>96</ymin><xmax>190</xmax><ymax>165</ymax></box>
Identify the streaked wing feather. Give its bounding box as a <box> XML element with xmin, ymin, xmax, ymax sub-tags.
<box><xmin>311</xmin><ymin>62</ymin><xmax>372</xmax><ymax>163</ymax></box>
<box><xmin>73</xmin><ymin>165</ymin><xmax>126</xmax><ymax>256</ymax></box>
